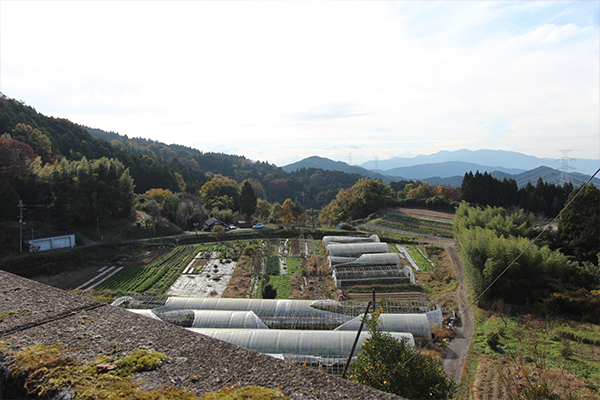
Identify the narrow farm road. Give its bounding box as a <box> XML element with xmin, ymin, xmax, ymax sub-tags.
<box><xmin>443</xmin><ymin>245</ymin><xmax>475</xmax><ymax>383</ymax></box>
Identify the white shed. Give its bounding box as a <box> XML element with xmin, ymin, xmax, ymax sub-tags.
<box><xmin>25</xmin><ymin>234</ymin><xmax>75</xmax><ymax>252</ymax></box>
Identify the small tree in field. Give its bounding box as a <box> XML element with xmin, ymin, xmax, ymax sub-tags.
<box><xmin>349</xmin><ymin>309</ymin><xmax>456</xmax><ymax>399</ymax></box>
<box><xmin>212</xmin><ymin>224</ymin><xmax>225</xmax><ymax>240</ymax></box>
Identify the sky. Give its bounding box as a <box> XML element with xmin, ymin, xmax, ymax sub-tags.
<box><xmin>1</xmin><ymin>1</ymin><xmax>599</xmax><ymax>167</ymax></box>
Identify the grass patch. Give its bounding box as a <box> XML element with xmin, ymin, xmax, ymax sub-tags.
<box><xmin>405</xmin><ymin>245</ymin><xmax>433</xmax><ymax>271</ymax></box>
<box><xmin>269</xmin><ymin>275</ymin><xmax>292</xmax><ymax>299</ymax></box>
<box><xmin>285</xmin><ymin>258</ymin><xmax>303</xmax><ymax>275</ymax></box>
<box><xmin>471</xmin><ymin>313</ymin><xmax>600</xmax><ymax>384</ymax></box>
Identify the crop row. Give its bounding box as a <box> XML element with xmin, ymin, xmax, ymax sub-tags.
<box><xmin>197</xmin><ymin>244</ymin><xmax>227</xmax><ymax>253</ymax></box>
<box><xmin>405</xmin><ymin>245</ymin><xmax>433</xmax><ymax>271</ymax></box>
<box><xmin>265</xmin><ymin>256</ymin><xmax>280</xmax><ymax>276</ymax></box>
<box><xmin>95</xmin><ymin>246</ymin><xmax>199</xmax><ymax>293</ymax></box>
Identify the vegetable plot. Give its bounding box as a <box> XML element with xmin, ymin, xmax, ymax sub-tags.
<box><xmin>95</xmin><ymin>246</ymin><xmax>200</xmax><ymax>294</ymax></box>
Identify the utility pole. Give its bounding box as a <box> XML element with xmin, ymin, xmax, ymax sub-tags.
<box><xmin>18</xmin><ymin>200</ymin><xmax>26</xmax><ymax>252</ymax></box>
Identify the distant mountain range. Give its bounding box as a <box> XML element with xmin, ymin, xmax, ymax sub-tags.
<box><xmin>360</xmin><ymin>149</ymin><xmax>599</xmax><ymax>176</ymax></box>
<box><xmin>283</xmin><ymin>150</ymin><xmax>600</xmax><ymax>188</ymax></box>
<box><xmin>282</xmin><ymin>156</ymin><xmax>396</xmax><ymax>184</ymax></box>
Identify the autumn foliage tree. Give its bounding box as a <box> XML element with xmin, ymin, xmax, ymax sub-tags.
<box><xmin>0</xmin><ymin>138</ymin><xmax>37</xmax><ymax>181</ymax></box>
<box><xmin>199</xmin><ymin>176</ymin><xmax>241</xmax><ymax>211</ymax></box>
<box><xmin>319</xmin><ymin>178</ymin><xmax>394</xmax><ymax>225</ymax></box>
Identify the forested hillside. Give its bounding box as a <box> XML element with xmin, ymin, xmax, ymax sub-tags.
<box><xmin>85</xmin><ymin>125</ymin><xmax>371</xmax><ymax>208</ymax></box>
<box><xmin>0</xmin><ymin>94</ymin><xmax>386</xmax><ymax>246</ymax></box>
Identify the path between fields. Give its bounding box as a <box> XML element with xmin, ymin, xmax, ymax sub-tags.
<box><xmin>442</xmin><ymin>245</ymin><xmax>475</xmax><ymax>383</ymax></box>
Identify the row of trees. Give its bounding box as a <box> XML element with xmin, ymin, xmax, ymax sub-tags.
<box><xmin>460</xmin><ymin>171</ymin><xmax>574</xmax><ymax>218</ymax></box>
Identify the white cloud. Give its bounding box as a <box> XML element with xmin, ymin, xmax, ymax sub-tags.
<box><xmin>0</xmin><ymin>1</ymin><xmax>598</xmax><ymax>166</ymax></box>
<box><xmin>512</xmin><ymin>23</ymin><xmax>585</xmax><ymax>45</ymax></box>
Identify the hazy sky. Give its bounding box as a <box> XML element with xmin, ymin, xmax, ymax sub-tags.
<box><xmin>1</xmin><ymin>1</ymin><xmax>599</xmax><ymax>166</ymax></box>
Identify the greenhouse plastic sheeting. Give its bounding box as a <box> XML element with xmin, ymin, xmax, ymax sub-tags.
<box><xmin>326</xmin><ymin>243</ymin><xmax>390</xmax><ymax>257</ymax></box>
<box><xmin>126</xmin><ymin>309</ymin><xmax>161</xmax><ymax>320</ymax></box>
<box><xmin>162</xmin><ymin>297</ymin><xmax>342</xmax><ymax>316</ymax></box>
<box><xmin>187</xmin><ymin>329</ymin><xmax>414</xmax><ymax>357</ymax></box>
<box><xmin>191</xmin><ymin>310</ymin><xmax>268</xmax><ymax>329</ymax></box>
<box><xmin>322</xmin><ymin>235</ymin><xmax>380</xmax><ymax>246</ymax></box>
<box><xmin>426</xmin><ymin>308</ymin><xmax>444</xmax><ymax>327</ymax></box>
<box><xmin>331</xmin><ymin>253</ymin><xmax>402</xmax><ymax>269</ymax></box>
<box><xmin>334</xmin><ymin>313</ymin><xmax>431</xmax><ymax>342</ymax></box>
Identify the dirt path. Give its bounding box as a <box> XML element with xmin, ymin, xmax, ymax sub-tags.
<box><xmin>443</xmin><ymin>246</ymin><xmax>475</xmax><ymax>383</ymax></box>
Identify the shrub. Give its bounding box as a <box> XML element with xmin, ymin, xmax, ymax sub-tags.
<box><xmin>262</xmin><ymin>284</ymin><xmax>277</xmax><ymax>299</ymax></box>
<box><xmin>349</xmin><ymin>310</ymin><xmax>456</xmax><ymax>399</ymax></box>
<box><xmin>339</xmin><ymin>223</ymin><xmax>355</xmax><ymax>231</ymax></box>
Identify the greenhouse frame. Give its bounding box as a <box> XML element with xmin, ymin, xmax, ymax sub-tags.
<box><xmin>332</xmin><ymin>265</ymin><xmax>415</xmax><ymax>287</ymax></box>
<box><xmin>328</xmin><ymin>253</ymin><xmax>415</xmax><ymax>287</ymax></box>
<box><xmin>326</xmin><ymin>242</ymin><xmax>390</xmax><ymax>258</ymax></box>
<box><xmin>117</xmin><ymin>297</ymin><xmax>433</xmax><ymax>340</ymax></box>
<box><xmin>321</xmin><ymin>235</ymin><xmax>380</xmax><ymax>246</ymax></box>
<box><xmin>328</xmin><ymin>252</ymin><xmax>402</xmax><ymax>269</ymax></box>
<box><xmin>114</xmin><ymin>296</ymin><xmax>437</xmax><ymax>374</ymax></box>
<box><xmin>186</xmin><ymin>329</ymin><xmax>415</xmax><ymax>375</ymax></box>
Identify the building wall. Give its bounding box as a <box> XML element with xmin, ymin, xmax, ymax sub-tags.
<box><xmin>26</xmin><ymin>234</ymin><xmax>75</xmax><ymax>252</ymax></box>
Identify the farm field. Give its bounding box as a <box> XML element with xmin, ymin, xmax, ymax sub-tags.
<box><xmin>34</xmin><ymin>248</ymin><xmax>171</xmax><ymax>290</ymax></box>
<box><xmin>462</xmin><ymin>313</ymin><xmax>600</xmax><ymax>399</ymax></box>
<box><xmin>93</xmin><ymin>245</ymin><xmax>200</xmax><ymax>294</ymax></box>
<box><xmin>166</xmin><ymin>249</ymin><xmax>237</xmax><ymax>297</ymax></box>
<box><xmin>361</xmin><ymin>207</ymin><xmax>456</xmax><ymax>242</ymax></box>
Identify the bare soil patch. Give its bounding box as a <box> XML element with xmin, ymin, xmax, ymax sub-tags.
<box><xmin>289</xmin><ymin>255</ymin><xmax>337</xmax><ymax>300</ymax></box>
<box><xmin>35</xmin><ymin>265</ymin><xmax>104</xmax><ymax>290</ymax></box>
<box><xmin>289</xmin><ymin>274</ymin><xmax>337</xmax><ymax>300</ymax></box>
<box><xmin>222</xmin><ymin>254</ymin><xmax>252</xmax><ymax>298</ymax></box>
<box><xmin>392</xmin><ymin>207</ymin><xmax>456</xmax><ymax>223</ymax></box>
<box><xmin>166</xmin><ymin>253</ymin><xmax>237</xmax><ymax>297</ymax></box>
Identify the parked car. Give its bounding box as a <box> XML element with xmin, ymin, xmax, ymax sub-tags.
<box><xmin>228</xmin><ymin>225</ymin><xmax>236</xmax><ymax>230</ymax></box>
<box><xmin>252</xmin><ymin>223</ymin><xmax>265</xmax><ymax>229</ymax></box>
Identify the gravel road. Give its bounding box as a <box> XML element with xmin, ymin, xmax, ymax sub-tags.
<box><xmin>442</xmin><ymin>246</ymin><xmax>475</xmax><ymax>383</ymax></box>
